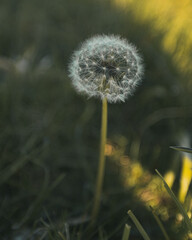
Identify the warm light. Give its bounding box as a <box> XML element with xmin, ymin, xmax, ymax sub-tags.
<box><xmin>112</xmin><ymin>0</ymin><xmax>192</xmax><ymax>81</ymax></box>
<box><xmin>179</xmin><ymin>155</ymin><xmax>192</xmax><ymax>203</ymax></box>
<box><xmin>164</xmin><ymin>171</ymin><xmax>175</xmax><ymax>188</ymax></box>
<box><xmin>176</xmin><ymin>213</ymin><xmax>183</xmax><ymax>222</ymax></box>
<box><xmin>105</xmin><ymin>143</ymin><xmax>115</xmax><ymax>156</ymax></box>
<box><xmin>187</xmin><ymin>211</ymin><xmax>192</xmax><ymax>218</ymax></box>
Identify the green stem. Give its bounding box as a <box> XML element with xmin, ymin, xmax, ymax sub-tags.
<box><xmin>149</xmin><ymin>206</ymin><xmax>170</xmax><ymax>240</ymax></box>
<box><xmin>91</xmin><ymin>97</ymin><xmax>108</xmax><ymax>225</ymax></box>
<box><xmin>128</xmin><ymin>210</ymin><xmax>150</xmax><ymax>240</ymax></box>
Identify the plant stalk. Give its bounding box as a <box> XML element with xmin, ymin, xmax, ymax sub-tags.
<box><xmin>91</xmin><ymin>97</ymin><xmax>108</xmax><ymax>226</ymax></box>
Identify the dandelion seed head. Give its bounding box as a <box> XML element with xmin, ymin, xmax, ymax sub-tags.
<box><xmin>68</xmin><ymin>35</ymin><xmax>144</xmax><ymax>103</ymax></box>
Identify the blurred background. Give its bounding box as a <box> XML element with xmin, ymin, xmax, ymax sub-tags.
<box><xmin>0</xmin><ymin>0</ymin><xmax>192</xmax><ymax>239</ymax></box>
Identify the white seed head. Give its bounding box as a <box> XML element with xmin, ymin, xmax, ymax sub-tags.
<box><xmin>68</xmin><ymin>35</ymin><xmax>144</xmax><ymax>103</ymax></box>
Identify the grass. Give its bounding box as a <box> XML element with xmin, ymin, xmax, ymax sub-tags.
<box><xmin>0</xmin><ymin>0</ymin><xmax>192</xmax><ymax>239</ymax></box>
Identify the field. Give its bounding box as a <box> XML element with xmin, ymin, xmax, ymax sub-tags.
<box><xmin>0</xmin><ymin>0</ymin><xmax>192</xmax><ymax>239</ymax></box>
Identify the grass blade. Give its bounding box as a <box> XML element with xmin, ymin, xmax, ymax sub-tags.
<box><xmin>122</xmin><ymin>224</ymin><xmax>131</xmax><ymax>240</ymax></box>
<box><xmin>155</xmin><ymin>169</ymin><xmax>192</xmax><ymax>232</ymax></box>
<box><xmin>149</xmin><ymin>206</ymin><xmax>170</xmax><ymax>240</ymax></box>
<box><xmin>170</xmin><ymin>146</ymin><xmax>192</xmax><ymax>154</ymax></box>
<box><xmin>128</xmin><ymin>210</ymin><xmax>150</xmax><ymax>240</ymax></box>
<box><xmin>0</xmin><ymin>156</ymin><xmax>30</xmax><ymax>186</ymax></box>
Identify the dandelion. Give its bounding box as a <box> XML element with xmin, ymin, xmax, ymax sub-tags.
<box><xmin>69</xmin><ymin>35</ymin><xmax>143</xmax><ymax>103</ymax></box>
<box><xmin>68</xmin><ymin>35</ymin><xmax>144</xmax><ymax>226</ymax></box>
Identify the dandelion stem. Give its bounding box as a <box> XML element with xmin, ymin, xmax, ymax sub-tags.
<box><xmin>91</xmin><ymin>97</ymin><xmax>108</xmax><ymax>225</ymax></box>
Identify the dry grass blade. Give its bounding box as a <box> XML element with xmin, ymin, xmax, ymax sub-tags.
<box><xmin>155</xmin><ymin>169</ymin><xmax>192</xmax><ymax>232</ymax></box>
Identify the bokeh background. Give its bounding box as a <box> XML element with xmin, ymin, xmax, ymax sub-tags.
<box><xmin>0</xmin><ymin>0</ymin><xmax>192</xmax><ymax>239</ymax></box>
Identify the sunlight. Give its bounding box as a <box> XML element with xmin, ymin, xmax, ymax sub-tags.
<box><xmin>113</xmin><ymin>0</ymin><xmax>192</xmax><ymax>82</ymax></box>
<box><xmin>179</xmin><ymin>155</ymin><xmax>192</xmax><ymax>203</ymax></box>
<box><xmin>164</xmin><ymin>171</ymin><xmax>175</xmax><ymax>188</ymax></box>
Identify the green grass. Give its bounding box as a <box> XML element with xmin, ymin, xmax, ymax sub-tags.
<box><xmin>0</xmin><ymin>0</ymin><xmax>192</xmax><ymax>239</ymax></box>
